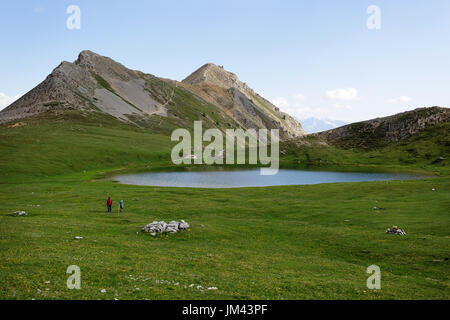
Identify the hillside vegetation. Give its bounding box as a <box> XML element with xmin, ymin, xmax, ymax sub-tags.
<box><xmin>0</xmin><ymin>54</ymin><xmax>448</xmax><ymax>300</ymax></box>
<box><xmin>316</xmin><ymin>107</ymin><xmax>449</xmax><ymax>149</ymax></box>
<box><xmin>0</xmin><ymin>112</ymin><xmax>449</xmax><ymax>299</ymax></box>
<box><xmin>283</xmin><ymin>121</ymin><xmax>450</xmax><ymax>174</ymax></box>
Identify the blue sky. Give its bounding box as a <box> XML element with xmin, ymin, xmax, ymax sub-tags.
<box><xmin>0</xmin><ymin>0</ymin><xmax>449</xmax><ymax>122</ymax></box>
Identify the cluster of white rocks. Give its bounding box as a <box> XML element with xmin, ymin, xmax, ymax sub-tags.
<box><xmin>142</xmin><ymin>220</ymin><xmax>189</xmax><ymax>236</ymax></box>
<box><xmin>11</xmin><ymin>211</ymin><xmax>28</xmax><ymax>216</ymax></box>
<box><xmin>386</xmin><ymin>226</ymin><xmax>406</xmax><ymax>235</ymax></box>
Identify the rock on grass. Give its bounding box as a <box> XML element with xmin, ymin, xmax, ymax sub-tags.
<box><xmin>142</xmin><ymin>220</ymin><xmax>190</xmax><ymax>235</ymax></box>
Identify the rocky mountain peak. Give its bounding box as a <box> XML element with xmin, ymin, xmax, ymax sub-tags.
<box><xmin>0</xmin><ymin>51</ymin><xmax>306</xmax><ymax>138</ymax></box>
<box><xmin>182</xmin><ymin>63</ymin><xmax>306</xmax><ymax>138</ymax></box>
<box><xmin>75</xmin><ymin>50</ymin><xmax>102</xmax><ymax>65</ymax></box>
<box><xmin>72</xmin><ymin>50</ymin><xmax>136</xmax><ymax>81</ymax></box>
<box><xmin>182</xmin><ymin>63</ymin><xmax>248</xmax><ymax>92</ymax></box>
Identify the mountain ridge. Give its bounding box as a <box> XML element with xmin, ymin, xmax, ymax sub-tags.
<box><xmin>315</xmin><ymin>106</ymin><xmax>449</xmax><ymax>149</ymax></box>
<box><xmin>0</xmin><ymin>50</ymin><xmax>306</xmax><ymax>139</ymax></box>
<box><xmin>2</xmin><ymin>50</ymin><xmax>447</xmax><ymax>148</ymax></box>
<box><xmin>181</xmin><ymin>62</ymin><xmax>305</xmax><ymax>138</ymax></box>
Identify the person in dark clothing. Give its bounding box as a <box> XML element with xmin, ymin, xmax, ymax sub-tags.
<box><xmin>106</xmin><ymin>197</ymin><xmax>112</xmax><ymax>213</ymax></box>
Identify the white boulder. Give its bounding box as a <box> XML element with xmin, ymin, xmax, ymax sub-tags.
<box><xmin>142</xmin><ymin>220</ymin><xmax>190</xmax><ymax>235</ymax></box>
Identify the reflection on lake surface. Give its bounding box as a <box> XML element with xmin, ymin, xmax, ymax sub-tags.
<box><xmin>111</xmin><ymin>169</ymin><xmax>420</xmax><ymax>188</ymax></box>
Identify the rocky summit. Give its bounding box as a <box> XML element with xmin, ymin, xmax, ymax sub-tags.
<box><xmin>182</xmin><ymin>63</ymin><xmax>306</xmax><ymax>138</ymax></box>
<box><xmin>0</xmin><ymin>51</ymin><xmax>306</xmax><ymax>139</ymax></box>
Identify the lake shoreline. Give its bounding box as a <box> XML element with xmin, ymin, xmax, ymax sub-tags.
<box><xmin>109</xmin><ymin>168</ymin><xmax>428</xmax><ymax>188</ymax></box>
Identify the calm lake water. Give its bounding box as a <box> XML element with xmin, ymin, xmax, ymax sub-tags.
<box><xmin>111</xmin><ymin>169</ymin><xmax>419</xmax><ymax>188</ymax></box>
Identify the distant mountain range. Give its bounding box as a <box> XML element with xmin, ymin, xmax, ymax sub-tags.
<box><xmin>0</xmin><ymin>50</ymin><xmax>306</xmax><ymax>139</ymax></box>
<box><xmin>298</xmin><ymin>118</ymin><xmax>347</xmax><ymax>133</ymax></box>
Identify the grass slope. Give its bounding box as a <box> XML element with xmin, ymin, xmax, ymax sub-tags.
<box><xmin>283</xmin><ymin>122</ymin><xmax>450</xmax><ymax>174</ymax></box>
<box><xmin>0</xmin><ymin>116</ymin><xmax>449</xmax><ymax>299</ymax></box>
<box><xmin>0</xmin><ymin>112</ymin><xmax>175</xmax><ymax>181</ymax></box>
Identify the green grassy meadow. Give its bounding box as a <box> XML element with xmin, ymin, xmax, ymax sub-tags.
<box><xmin>0</xmin><ymin>117</ymin><xmax>449</xmax><ymax>299</ymax></box>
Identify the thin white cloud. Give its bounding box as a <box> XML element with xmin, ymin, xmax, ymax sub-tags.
<box><xmin>0</xmin><ymin>93</ymin><xmax>22</xmax><ymax>111</ymax></box>
<box><xmin>326</xmin><ymin>88</ymin><xmax>359</xmax><ymax>101</ymax></box>
<box><xmin>386</xmin><ymin>96</ymin><xmax>412</xmax><ymax>104</ymax></box>
<box><xmin>332</xmin><ymin>103</ymin><xmax>352</xmax><ymax>110</ymax></box>
<box><xmin>271</xmin><ymin>94</ymin><xmax>360</xmax><ymax>122</ymax></box>
<box><xmin>292</xmin><ymin>93</ymin><xmax>305</xmax><ymax>102</ymax></box>
<box><xmin>272</xmin><ymin>97</ymin><xmax>334</xmax><ymax>120</ymax></box>
<box><xmin>290</xmin><ymin>106</ymin><xmax>333</xmax><ymax>119</ymax></box>
<box><xmin>271</xmin><ymin>97</ymin><xmax>289</xmax><ymax>108</ymax></box>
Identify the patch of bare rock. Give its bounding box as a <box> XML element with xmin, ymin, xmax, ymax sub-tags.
<box><xmin>386</xmin><ymin>226</ymin><xmax>406</xmax><ymax>235</ymax></box>
<box><xmin>11</xmin><ymin>211</ymin><xmax>28</xmax><ymax>216</ymax></box>
<box><xmin>142</xmin><ymin>220</ymin><xmax>190</xmax><ymax>236</ymax></box>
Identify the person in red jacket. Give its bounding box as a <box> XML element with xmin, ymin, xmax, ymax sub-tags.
<box><xmin>106</xmin><ymin>196</ymin><xmax>112</xmax><ymax>213</ymax></box>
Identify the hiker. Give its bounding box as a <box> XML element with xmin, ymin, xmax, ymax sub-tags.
<box><xmin>106</xmin><ymin>196</ymin><xmax>112</xmax><ymax>213</ymax></box>
<box><xmin>119</xmin><ymin>199</ymin><xmax>124</xmax><ymax>212</ymax></box>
